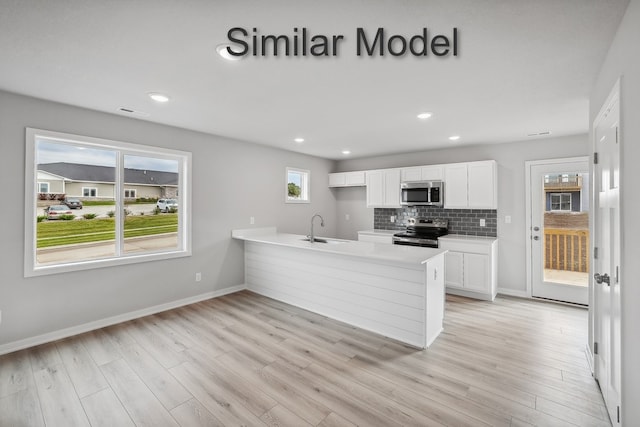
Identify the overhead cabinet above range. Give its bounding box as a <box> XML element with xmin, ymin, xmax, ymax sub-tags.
<box><xmin>400</xmin><ymin>165</ymin><xmax>443</xmax><ymax>182</ymax></box>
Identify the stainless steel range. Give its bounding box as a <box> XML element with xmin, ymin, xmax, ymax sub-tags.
<box><xmin>392</xmin><ymin>217</ymin><xmax>449</xmax><ymax>248</ymax></box>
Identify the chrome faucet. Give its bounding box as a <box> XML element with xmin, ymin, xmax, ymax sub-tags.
<box><xmin>309</xmin><ymin>213</ymin><xmax>325</xmax><ymax>243</ymax></box>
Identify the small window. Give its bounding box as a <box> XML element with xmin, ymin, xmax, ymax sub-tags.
<box><xmin>124</xmin><ymin>189</ymin><xmax>137</xmax><ymax>198</ymax></box>
<box><xmin>38</xmin><ymin>182</ymin><xmax>50</xmax><ymax>193</ymax></box>
<box><xmin>550</xmin><ymin>193</ymin><xmax>572</xmax><ymax>211</ymax></box>
<box><xmin>83</xmin><ymin>187</ymin><xmax>98</xmax><ymax>197</ymax></box>
<box><xmin>286</xmin><ymin>167</ymin><xmax>310</xmax><ymax>203</ymax></box>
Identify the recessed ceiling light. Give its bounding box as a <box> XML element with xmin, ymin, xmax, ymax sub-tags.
<box><xmin>294</xmin><ymin>138</ymin><xmax>305</xmax><ymax>143</ymax></box>
<box><xmin>417</xmin><ymin>112</ymin><xmax>432</xmax><ymax>120</ymax></box>
<box><xmin>216</xmin><ymin>44</ymin><xmax>242</xmax><ymax>61</ymax></box>
<box><xmin>448</xmin><ymin>135</ymin><xmax>461</xmax><ymax>141</ymax></box>
<box><xmin>342</xmin><ymin>150</ymin><xmax>351</xmax><ymax>155</ymax></box>
<box><xmin>148</xmin><ymin>93</ymin><xmax>170</xmax><ymax>103</ymax></box>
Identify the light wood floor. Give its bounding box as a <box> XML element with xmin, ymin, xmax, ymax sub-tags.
<box><xmin>0</xmin><ymin>291</ymin><xmax>610</xmax><ymax>427</ymax></box>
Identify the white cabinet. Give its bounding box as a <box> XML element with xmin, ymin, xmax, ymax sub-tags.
<box><xmin>468</xmin><ymin>162</ymin><xmax>497</xmax><ymax>208</ymax></box>
<box><xmin>444</xmin><ymin>160</ymin><xmax>497</xmax><ymax>209</ymax></box>
<box><xmin>358</xmin><ymin>231</ymin><xmax>394</xmax><ymax>244</ymax></box>
<box><xmin>400</xmin><ymin>165</ymin><xmax>443</xmax><ymax>182</ymax></box>
<box><xmin>366</xmin><ymin>169</ymin><xmax>401</xmax><ymax>208</ymax></box>
<box><xmin>443</xmin><ymin>163</ymin><xmax>469</xmax><ymax>208</ymax></box>
<box><xmin>443</xmin><ymin>251</ymin><xmax>464</xmax><ymax>288</ymax></box>
<box><xmin>328</xmin><ymin>171</ymin><xmax>366</xmax><ymax>187</ymax></box>
<box><xmin>440</xmin><ymin>236</ymin><xmax>498</xmax><ymax>301</ymax></box>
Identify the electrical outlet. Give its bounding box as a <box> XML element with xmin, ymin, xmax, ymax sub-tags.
<box><xmin>480</xmin><ymin>218</ymin><xmax>486</xmax><ymax>227</ymax></box>
<box><xmin>250</xmin><ymin>217</ymin><xmax>255</xmax><ymax>225</ymax></box>
<box><xmin>345</xmin><ymin>214</ymin><xmax>350</xmax><ymax>221</ymax></box>
<box><xmin>390</xmin><ymin>215</ymin><xmax>395</xmax><ymax>223</ymax></box>
<box><xmin>195</xmin><ymin>272</ymin><xmax>202</xmax><ymax>282</ymax></box>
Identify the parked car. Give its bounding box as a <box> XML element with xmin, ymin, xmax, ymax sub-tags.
<box><xmin>63</xmin><ymin>197</ymin><xmax>83</xmax><ymax>209</ymax></box>
<box><xmin>157</xmin><ymin>198</ymin><xmax>178</xmax><ymax>212</ymax></box>
<box><xmin>44</xmin><ymin>204</ymin><xmax>73</xmax><ymax>219</ymax></box>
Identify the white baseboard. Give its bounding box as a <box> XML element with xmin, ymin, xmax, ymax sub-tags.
<box><xmin>497</xmin><ymin>288</ymin><xmax>529</xmax><ymax>298</ymax></box>
<box><xmin>0</xmin><ymin>284</ymin><xmax>246</xmax><ymax>356</ymax></box>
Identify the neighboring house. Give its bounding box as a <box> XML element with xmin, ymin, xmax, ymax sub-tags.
<box><xmin>37</xmin><ymin>162</ymin><xmax>178</xmax><ymax>200</ymax></box>
<box><xmin>544</xmin><ymin>173</ymin><xmax>589</xmax><ymax>213</ymax></box>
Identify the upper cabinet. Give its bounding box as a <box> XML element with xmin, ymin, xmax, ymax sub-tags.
<box><xmin>328</xmin><ymin>171</ymin><xmax>366</xmax><ymax>187</ymax></box>
<box><xmin>400</xmin><ymin>165</ymin><xmax>444</xmax><ymax>182</ymax></box>
<box><xmin>444</xmin><ymin>160</ymin><xmax>497</xmax><ymax>209</ymax></box>
<box><xmin>331</xmin><ymin>160</ymin><xmax>496</xmax><ymax>210</ymax></box>
<box><xmin>366</xmin><ymin>169</ymin><xmax>401</xmax><ymax>208</ymax></box>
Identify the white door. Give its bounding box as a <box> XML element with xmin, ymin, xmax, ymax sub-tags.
<box><xmin>593</xmin><ymin>83</ymin><xmax>621</xmax><ymax>424</ymax></box>
<box><xmin>527</xmin><ymin>158</ymin><xmax>589</xmax><ymax>305</ymax></box>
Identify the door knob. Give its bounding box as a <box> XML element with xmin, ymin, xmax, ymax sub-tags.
<box><xmin>533</xmin><ymin>236</ymin><xmax>540</xmax><ymax>240</ymax></box>
<box><xmin>594</xmin><ymin>273</ymin><xmax>610</xmax><ymax>286</ymax></box>
<box><xmin>533</xmin><ymin>226</ymin><xmax>540</xmax><ymax>231</ymax></box>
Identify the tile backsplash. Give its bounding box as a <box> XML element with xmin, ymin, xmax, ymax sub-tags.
<box><xmin>374</xmin><ymin>207</ymin><xmax>497</xmax><ymax>237</ymax></box>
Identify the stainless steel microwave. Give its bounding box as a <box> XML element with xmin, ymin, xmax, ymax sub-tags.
<box><xmin>400</xmin><ymin>181</ymin><xmax>444</xmax><ymax>206</ymax></box>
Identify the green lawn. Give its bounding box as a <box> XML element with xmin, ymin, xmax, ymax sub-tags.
<box><xmin>37</xmin><ymin>214</ymin><xmax>178</xmax><ymax>248</ymax></box>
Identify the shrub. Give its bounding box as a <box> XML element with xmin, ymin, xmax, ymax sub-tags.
<box><xmin>168</xmin><ymin>206</ymin><xmax>178</xmax><ymax>213</ymax></box>
<box><xmin>59</xmin><ymin>214</ymin><xmax>75</xmax><ymax>220</ymax></box>
<box><xmin>107</xmin><ymin>210</ymin><xmax>115</xmax><ymax>218</ymax></box>
<box><xmin>153</xmin><ymin>206</ymin><xmax>161</xmax><ymax>215</ymax></box>
<box><xmin>124</xmin><ymin>208</ymin><xmax>132</xmax><ymax>216</ymax></box>
<box><xmin>37</xmin><ymin>215</ymin><xmax>47</xmax><ymax>223</ymax></box>
<box><xmin>82</xmin><ymin>213</ymin><xmax>97</xmax><ymax>220</ymax></box>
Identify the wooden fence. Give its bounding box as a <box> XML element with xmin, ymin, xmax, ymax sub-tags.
<box><xmin>544</xmin><ymin>228</ymin><xmax>589</xmax><ymax>273</ymax></box>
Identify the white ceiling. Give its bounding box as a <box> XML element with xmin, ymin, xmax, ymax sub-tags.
<box><xmin>0</xmin><ymin>0</ymin><xmax>629</xmax><ymax>159</ymax></box>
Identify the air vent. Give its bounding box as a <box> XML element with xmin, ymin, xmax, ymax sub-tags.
<box><xmin>527</xmin><ymin>131</ymin><xmax>551</xmax><ymax>137</ymax></box>
<box><xmin>117</xmin><ymin>107</ymin><xmax>150</xmax><ymax>117</ymax></box>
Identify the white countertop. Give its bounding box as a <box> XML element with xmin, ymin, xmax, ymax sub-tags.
<box><xmin>232</xmin><ymin>227</ymin><xmax>446</xmax><ymax>266</ymax></box>
<box><xmin>439</xmin><ymin>234</ymin><xmax>498</xmax><ymax>243</ymax></box>
<box><xmin>357</xmin><ymin>229</ymin><xmax>398</xmax><ymax>236</ymax></box>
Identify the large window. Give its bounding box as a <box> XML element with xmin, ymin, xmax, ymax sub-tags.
<box><xmin>25</xmin><ymin>128</ymin><xmax>192</xmax><ymax>277</ymax></box>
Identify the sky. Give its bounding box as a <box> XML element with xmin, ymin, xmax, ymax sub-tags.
<box><xmin>36</xmin><ymin>139</ymin><xmax>179</xmax><ymax>173</ymax></box>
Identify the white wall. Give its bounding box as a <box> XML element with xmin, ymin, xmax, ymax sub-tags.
<box><xmin>333</xmin><ymin>135</ymin><xmax>588</xmax><ymax>295</ymax></box>
<box><xmin>590</xmin><ymin>0</ymin><xmax>640</xmax><ymax>423</ymax></box>
<box><xmin>0</xmin><ymin>90</ymin><xmax>338</xmax><ymax>349</ymax></box>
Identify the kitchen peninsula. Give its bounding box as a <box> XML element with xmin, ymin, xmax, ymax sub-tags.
<box><xmin>232</xmin><ymin>227</ymin><xmax>447</xmax><ymax>348</ymax></box>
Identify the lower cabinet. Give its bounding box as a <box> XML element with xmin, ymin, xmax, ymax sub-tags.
<box><xmin>439</xmin><ymin>237</ymin><xmax>498</xmax><ymax>301</ymax></box>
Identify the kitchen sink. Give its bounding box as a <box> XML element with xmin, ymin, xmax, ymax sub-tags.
<box><xmin>300</xmin><ymin>237</ymin><xmax>347</xmax><ymax>244</ymax></box>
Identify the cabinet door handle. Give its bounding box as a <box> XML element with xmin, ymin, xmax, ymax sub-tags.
<box><xmin>434</xmin><ymin>269</ymin><xmax>438</xmax><ymax>280</ymax></box>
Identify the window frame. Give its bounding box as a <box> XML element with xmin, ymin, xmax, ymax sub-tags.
<box><xmin>550</xmin><ymin>192</ymin><xmax>572</xmax><ymax>212</ymax></box>
<box><xmin>38</xmin><ymin>182</ymin><xmax>50</xmax><ymax>193</ymax></box>
<box><xmin>124</xmin><ymin>189</ymin><xmax>137</xmax><ymax>198</ymax></box>
<box><xmin>82</xmin><ymin>187</ymin><xmax>98</xmax><ymax>197</ymax></box>
<box><xmin>25</xmin><ymin>128</ymin><xmax>192</xmax><ymax>277</ymax></box>
<box><xmin>285</xmin><ymin>167</ymin><xmax>310</xmax><ymax>204</ymax></box>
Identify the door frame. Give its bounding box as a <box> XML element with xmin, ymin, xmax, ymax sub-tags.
<box><xmin>591</xmin><ymin>78</ymin><xmax>621</xmax><ymax>424</ymax></box>
<box><xmin>524</xmin><ymin>156</ymin><xmax>590</xmax><ymax>299</ymax></box>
